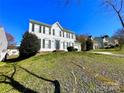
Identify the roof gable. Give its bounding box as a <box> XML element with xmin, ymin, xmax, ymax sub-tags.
<box><xmin>53</xmin><ymin>22</ymin><xmax>63</xmax><ymax>30</ymax></box>
<box><xmin>30</xmin><ymin>19</ymin><xmax>75</xmax><ymax>34</ymax></box>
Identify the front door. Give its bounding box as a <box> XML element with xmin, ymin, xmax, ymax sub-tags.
<box><xmin>55</xmin><ymin>40</ymin><xmax>60</xmax><ymax>50</ymax></box>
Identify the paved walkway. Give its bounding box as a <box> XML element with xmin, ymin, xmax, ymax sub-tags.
<box><xmin>92</xmin><ymin>52</ymin><xmax>124</xmax><ymax>58</ymax></box>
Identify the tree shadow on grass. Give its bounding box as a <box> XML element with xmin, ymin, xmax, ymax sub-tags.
<box><xmin>18</xmin><ymin>65</ymin><xmax>61</xmax><ymax>93</ymax></box>
<box><xmin>5</xmin><ymin>56</ymin><xmax>31</xmax><ymax>63</ymax></box>
<box><xmin>0</xmin><ymin>64</ymin><xmax>61</xmax><ymax>93</ymax></box>
<box><xmin>0</xmin><ymin>64</ymin><xmax>37</xmax><ymax>93</ymax></box>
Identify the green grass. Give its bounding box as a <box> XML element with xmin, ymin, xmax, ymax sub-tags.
<box><xmin>0</xmin><ymin>52</ymin><xmax>124</xmax><ymax>93</ymax></box>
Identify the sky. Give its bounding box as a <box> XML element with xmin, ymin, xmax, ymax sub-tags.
<box><xmin>0</xmin><ymin>0</ymin><xmax>122</xmax><ymax>44</ymax></box>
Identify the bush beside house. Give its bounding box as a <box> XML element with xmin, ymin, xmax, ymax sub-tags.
<box><xmin>67</xmin><ymin>46</ymin><xmax>78</xmax><ymax>52</ymax></box>
<box><xmin>67</xmin><ymin>46</ymin><xmax>74</xmax><ymax>52</ymax></box>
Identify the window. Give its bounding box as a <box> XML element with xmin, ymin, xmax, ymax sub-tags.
<box><xmin>32</xmin><ymin>23</ymin><xmax>34</xmax><ymax>32</ymax></box>
<box><xmin>63</xmin><ymin>32</ymin><xmax>64</xmax><ymax>37</ymax></box>
<box><xmin>63</xmin><ymin>42</ymin><xmax>65</xmax><ymax>49</ymax></box>
<box><xmin>69</xmin><ymin>33</ymin><xmax>70</xmax><ymax>38</ymax></box>
<box><xmin>66</xmin><ymin>33</ymin><xmax>68</xmax><ymax>38</ymax></box>
<box><xmin>49</xmin><ymin>28</ymin><xmax>51</xmax><ymax>35</ymax></box>
<box><xmin>53</xmin><ymin>29</ymin><xmax>55</xmax><ymax>35</ymax></box>
<box><xmin>67</xmin><ymin>42</ymin><xmax>69</xmax><ymax>47</ymax></box>
<box><xmin>72</xmin><ymin>34</ymin><xmax>73</xmax><ymax>39</ymax></box>
<box><xmin>43</xmin><ymin>39</ymin><xmax>45</xmax><ymax>48</ymax></box>
<box><xmin>43</xmin><ymin>26</ymin><xmax>45</xmax><ymax>34</ymax></box>
<box><xmin>60</xmin><ymin>31</ymin><xmax>61</xmax><ymax>37</ymax></box>
<box><xmin>39</xmin><ymin>26</ymin><xmax>41</xmax><ymax>33</ymax></box>
<box><xmin>38</xmin><ymin>39</ymin><xmax>41</xmax><ymax>44</ymax></box>
<box><xmin>49</xmin><ymin>40</ymin><xmax>51</xmax><ymax>49</ymax></box>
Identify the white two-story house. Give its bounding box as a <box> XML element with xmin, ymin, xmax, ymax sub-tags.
<box><xmin>29</xmin><ymin>20</ymin><xmax>81</xmax><ymax>51</ymax></box>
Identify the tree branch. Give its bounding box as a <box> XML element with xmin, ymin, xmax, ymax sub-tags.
<box><xmin>119</xmin><ymin>0</ymin><xmax>123</xmax><ymax>12</ymax></box>
<box><xmin>105</xmin><ymin>1</ymin><xmax>119</xmax><ymax>13</ymax></box>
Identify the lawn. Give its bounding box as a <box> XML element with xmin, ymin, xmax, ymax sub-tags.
<box><xmin>0</xmin><ymin>52</ymin><xmax>124</xmax><ymax>93</ymax></box>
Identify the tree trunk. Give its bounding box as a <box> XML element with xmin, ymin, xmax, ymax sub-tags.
<box><xmin>117</xmin><ymin>12</ymin><xmax>124</xmax><ymax>28</ymax></box>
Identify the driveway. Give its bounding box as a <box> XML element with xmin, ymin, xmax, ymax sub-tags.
<box><xmin>92</xmin><ymin>52</ymin><xmax>124</xmax><ymax>58</ymax></box>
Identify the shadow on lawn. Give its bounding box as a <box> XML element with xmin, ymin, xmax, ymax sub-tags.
<box><xmin>18</xmin><ymin>65</ymin><xmax>61</xmax><ymax>93</ymax></box>
<box><xmin>0</xmin><ymin>64</ymin><xmax>37</xmax><ymax>93</ymax></box>
<box><xmin>5</xmin><ymin>56</ymin><xmax>31</xmax><ymax>63</ymax></box>
<box><xmin>0</xmin><ymin>64</ymin><xmax>61</xmax><ymax>93</ymax></box>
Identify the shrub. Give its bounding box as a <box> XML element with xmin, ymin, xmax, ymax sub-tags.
<box><xmin>81</xmin><ymin>41</ymin><xmax>86</xmax><ymax>51</ymax></box>
<box><xmin>19</xmin><ymin>32</ymin><xmax>41</xmax><ymax>58</ymax></box>
<box><xmin>67</xmin><ymin>46</ymin><xmax>74</xmax><ymax>52</ymax></box>
<box><xmin>86</xmin><ymin>38</ymin><xmax>93</xmax><ymax>51</ymax></box>
<box><xmin>74</xmin><ymin>48</ymin><xmax>78</xmax><ymax>51</ymax></box>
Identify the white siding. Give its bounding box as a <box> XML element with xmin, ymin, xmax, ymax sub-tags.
<box><xmin>29</xmin><ymin>21</ymin><xmax>77</xmax><ymax>51</ymax></box>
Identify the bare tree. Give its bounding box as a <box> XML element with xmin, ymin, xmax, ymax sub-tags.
<box><xmin>5</xmin><ymin>32</ymin><xmax>16</xmax><ymax>49</ymax></box>
<box><xmin>76</xmin><ymin>34</ymin><xmax>87</xmax><ymax>42</ymax></box>
<box><xmin>113</xmin><ymin>29</ymin><xmax>124</xmax><ymax>49</ymax></box>
<box><xmin>103</xmin><ymin>0</ymin><xmax>124</xmax><ymax>28</ymax></box>
<box><xmin>76</xmin><ymin>34</ymin><xmax>88</xmax><ymax>51</ymax></box>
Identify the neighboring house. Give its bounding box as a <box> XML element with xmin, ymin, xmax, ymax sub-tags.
<box><xmin>93</xmin><ymin>35</ymin><xmax>119</xmax><ymax>49</ymax></box>
<box><xmin>93</xmin><ymin>37</ymin><xmax>104</xmax><ymax>49</ymax></box>
<box><xmin>93</xmin><ymin>40</ymin><xmax>100</xmax><ymax>49</ymax></box>
<box><xmin>0</xmin><ymin>27</ymin><xmax>8</xmax><ymax>61</ymax></box>
<box><xmin>29</xmin><ymin>20</ymin><xmax>80</xmax><ymax>51</ymax></box>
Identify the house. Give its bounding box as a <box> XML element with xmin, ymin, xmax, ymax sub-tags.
<box><xmin>93</xmin><ymin>37</ymin><xmax>104</xmax><ymax>49</ymax></box>
<box><xmin>0</xmin><ymin>27</ymin><xmax>8</xmax><ymax>61</ymax></box>
<box><xmin>29</xmin><ymin>20</ymin><xmax>81</xmax><ymax>51</ymax></box>
<box><xmin>93</xmin><ymin>35</ymin><xmax>119</xmax><ymax>49</ymax></box>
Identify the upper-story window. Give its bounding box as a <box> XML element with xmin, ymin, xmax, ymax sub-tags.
<box><xmin>68</xmin><ymin>33</ymin><xmax>70</xmax><ymax>38</ymax></box>
<box><xmin>63</xmin><ymin>32</ymin><xmax>65</xmax><ymax>37</ymax></box>
<box><xmin>49</xmin><ymin>28</ymin><xmax>51</xmax><ymax>35</ymax></box>
<box><xmin>72</xmin><ymin>34</ymin><xmax>73</xmax><ymax>39</ymax></box>
<box><xmin>53</xmin><ymin>29</ymin><xmax>55</xmax><ymax>35</ymax></box>
<box><xmin>32</xmin><ymin>23</ymin><xmax>34</xmax><ymax>32</ymax></box>
<box><xmin>39</xmin><ymin>26</ymin><xmax>41</xmax><ymax>33</ymax></box>
<box><xmin>66</xmin><ymin>33</ymin><xmax>68</xmax><ymax>38</ymax></box>
<box><xmin>43</xmin><ymin>26</ymin><xmax>45</xmax><ymax>34</ymax></box>
<box><xmin>60</xmin><ymin>31</ymin><xmax>62</xmax><ymax>37</ymax></box>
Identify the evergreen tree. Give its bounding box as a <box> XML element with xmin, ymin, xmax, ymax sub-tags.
<box><xmin>86</xmin><ymin>38</ymin><xmax>93</xmax><ymax>51</ymax></box>
<box><xmin>19</xmin><ymin>32</ymin><xmax>40</xmax><ymax>58</ymax></box>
